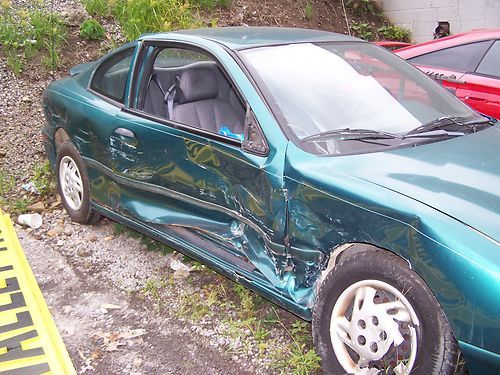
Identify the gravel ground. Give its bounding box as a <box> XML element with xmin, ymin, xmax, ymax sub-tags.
<box><xmin>0</xmin><ymin>1</ymin><xmax>317</xmax><ymax>374</ymax></box>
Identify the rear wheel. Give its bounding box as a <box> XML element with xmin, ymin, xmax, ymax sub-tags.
<box><xmin>313</xmin><ymin>248</ymin><xmax>463</xmax><ymax>374</ymax></box>
<box><xmin>56</xmin><ymin>142</ymin><xmax>101</xmax><ymax>224</ymax></box>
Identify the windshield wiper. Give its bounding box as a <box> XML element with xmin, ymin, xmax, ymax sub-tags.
<box><xmin>403</xmin><ymin>129</ymin><xmax>465</xmax><ymax>139</ymax></box>
<box><xmin>302</xmin><ymin>128</ymin><xmax>398</xmax><ymax>142</ymax></box>
<box><xmin>404</xmin><ymin>116</ymin><xmax>490</xmax><ymax>138</ymax></box>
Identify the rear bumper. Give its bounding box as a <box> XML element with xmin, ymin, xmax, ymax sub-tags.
<box><xmin>460</xmin><ymin>341</ymin><xmax>500</xmax><ymax>374</ymax></box>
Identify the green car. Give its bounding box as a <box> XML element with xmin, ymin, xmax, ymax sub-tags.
<box><xmin>42</xmin><ymin>27</ymin><xmax>500</xmax><ymax>374</ymax></box>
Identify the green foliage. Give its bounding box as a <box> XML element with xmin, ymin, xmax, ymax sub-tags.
<box><xmin>81</xmin><ymin>0</ymin><xmax>112</xmax><ymax>17</ymax></box>
<box><xmin>0</xmin><ymin>4</ymin><xmax>66</xmax><ymax>73</ymax></box>
<box><xmin>0</xmin><ymin>168</ymin><xmax>14</xmax><ymax>200</ymax></box>
<box><xmin>5</xmin><ymin>50</ymin><xmax>22</xmax><ymax>75</ymax></box>
<box><xmin>80</xmin><ymin>18</ymin><xmax>106</xmax><ymax>40</ymax></box>
<box><xmin>112</xmin><ymin>0</ymin><xmax>203</xmax><ymax>41</ymax></box>
<box><xmin>377</xmin><ymin>24</ymin><xmax>411</xmax><ymax>42</ymax></box>
<box><xmin>177</xmin><ymin>283</ymin><xmax>225</xmax><ymax>320</ymax></box>
<box><xmin>347</xmin><ymin>0</ymin><xmax>379</xmax><ymax>16</ymax></box>
<box><xmin>0</xmin><ymin>168</ymin><xmax>35</xmax><ymax>213</ymax></box>
<box><xmin>32</xmin><ymin>160</ymin><xmax>55</xmax><ymax>197</ymax></box>
<box><xmin>191</xmin><ymin>0</ymin><xmax>232</xmax><ymax>9</ymax></box>
<box><xmin>304</xmin><ymin>1</ymin><xmax>313</xmax><ymax>20</ymax></box>
<box><xmin>270</xmin><ymin>314</ymin><xmax>322</xmax><ymax>374</ymax></box>
<box><xmin>351</xmin><ymin>21</ymin><xmax>373</xmax><ymax>41</ymax></box>
<box><xmin>10</xmin><ymin>197</ymin><xmax>33</xmax><ymax>214</ymax></box>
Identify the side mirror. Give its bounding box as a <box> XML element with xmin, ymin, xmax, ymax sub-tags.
<box><xmin>242</xmin><ymin>106</ymin><xmax>268</xmax><ymax>156</ymax></box>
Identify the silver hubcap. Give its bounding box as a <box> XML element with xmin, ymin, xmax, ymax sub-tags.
<box><xmin>59</xmin><ymin>155</ymin><xmax>84</xmax><ymax>211</ymax></box>
<box><xmin>330</xmin><ymin>280</ymin><xmax>419</xmax><ymax>375</ymax></box>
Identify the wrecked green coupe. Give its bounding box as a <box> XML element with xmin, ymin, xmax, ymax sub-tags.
<box><xmin>42</xmin><ymin>27</ymin><xmax>500</xmax><ymax>374</ymax></box>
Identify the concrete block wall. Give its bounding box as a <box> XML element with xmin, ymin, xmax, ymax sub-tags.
<box><xmin>375</xmin><ymin>0</ymin><xmax>500</xmax><ymax>43</ymax></box>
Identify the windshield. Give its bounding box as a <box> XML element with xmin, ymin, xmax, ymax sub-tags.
<box><xmin>241</xmin><ymin>42</ymin><xmax>484</xmax><ymax>154</ymax></box>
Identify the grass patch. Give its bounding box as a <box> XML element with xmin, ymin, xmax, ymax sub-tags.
<box><xmin>80</xmin><ymin>18</ymin><xmax>106</xmax><ymax>40</ymax></box>
<box><xmin>0</xmin><ymin>167</ymin><xmax>35</xmax><ymax>214</ymax></box>
<box><xmin>112</xmin><ymin>0</ymin><xmax>203</xmax><ymax>41</ymax></box>
<box><xmin>81</xmin><ymin>0</ymin><xmax>112</xmax><ymax>18</ymax></box>
<box><xmin>304</xmin><ymin>1</ymin><xmax>314</xmax><ymax>20</ymax></box>
<box><xmin>377</xmin><ymin>24</ymin><xmax>411</xmax><ymax>42</ymax></box>
<box><xmin>270</xmin><ymin>312</ymin><xmax>321</xmax><ymax>374</ymax></box>
<box><xmin>79</xmin><ymin>0</ymin><xmax>232</xmax><ymax>42</ymax></box>
<box><xmin>192</xmin><ymin>0</ymin><xmax>232</xmax><ymax>9</ymax></box>
<box><xmin>0</xmin><ymin>3</ymin><xmax>67</xmax><ymax>74</ymax></box>
<box><xmin>32</xmin><ymin>160</ymin><xmax>55</xmax><ymax>198</ymax></box>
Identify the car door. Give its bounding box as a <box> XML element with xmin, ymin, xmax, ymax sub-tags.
<box><xmin>72</xmin><ymin>44</ymin><xmax>138</xmax><ymax>207</ymax></box>
<box><xmin>106</xmin><ymin>42</ymin><xmax>290</xmax><ymax>284</ymax></box>
<box><xmin>456</xmin><ymin>40</ymin><xmax>500</xmax><ymax>118</ymax></box>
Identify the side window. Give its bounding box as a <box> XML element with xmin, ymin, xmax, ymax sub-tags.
<box><xmin>408</xmin><ymin>41</ymin><xmax>491</xmax><ymax>72</ymax></box>
<box><xmin>476</xmin><ymin>40</ymin><xmax>500</xmax><ymax>78</ymax></box>
<box><xmin>91</xmin><ymin>48</ymin><xmax>134</xmax><ymax>103</ymax></box>
<box><xmin>141</xmin><ymin>46</ymin><xmax>246</xmax><ymax>141</ymax></box>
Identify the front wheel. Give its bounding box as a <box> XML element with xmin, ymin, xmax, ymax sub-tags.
<box><xmin>313</xmin><ymin>248</ymin><xmax>463</xmax><ymax>375</ymax></box>
<box><xmin>56</xmin><ymin>142</ymin><xmax>101</xmax><ymax>224</ymax></box>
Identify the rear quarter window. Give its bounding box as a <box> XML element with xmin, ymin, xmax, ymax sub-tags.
<box><xmin>91</xmin><ymin>48</ymin><xmax>135</xmax><ymax>103</ymax></box>
<box><xmin>407</xmin><ymin>40</ymin><xmax>492</xmax><ymax>72</ymax></box>
<box><xmin>476</xmin><ymin>40</ymin><xmax>500</xmax><ymax>78</ymax></box>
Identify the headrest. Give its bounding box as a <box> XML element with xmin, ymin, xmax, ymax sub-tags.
<box><xmin>178</xmin><ymin>68</ymin><xmax>218</xmax><ymax>103</ymax></box>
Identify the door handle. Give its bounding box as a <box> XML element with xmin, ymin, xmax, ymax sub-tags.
<box><xmin>114</xmin><ymin>127</ymin><xmax>135</xmax><ymax>138</ymax></box>
<box><xmin>465</xmin><ymin>95</ymin><xmax>486</xmax><ymax>102</ymax></box>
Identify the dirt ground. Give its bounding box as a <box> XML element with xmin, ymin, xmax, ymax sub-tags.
<box><xmin>17</xmin><ymin>215</ymin><xmax>261</xmax><ymax>374</ymax></box>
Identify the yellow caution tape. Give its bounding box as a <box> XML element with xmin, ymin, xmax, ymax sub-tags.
<box><xmin>0</xmin><ymin>210</ymin><xmax>76</xmax><ymax>374</ymax></box>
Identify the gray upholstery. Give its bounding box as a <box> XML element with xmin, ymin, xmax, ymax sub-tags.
<box><xmin>143</xmin><ymin>62</ymin><xmax>245</xmax><ymax>135</ymax></box>
<box><xmin>178</xmin><ymin>68</ymin><xmax>218</xmax><ymax>103</ymax></box>
<box><xmin>172</xmin><ymin>99</ymin><xmax>244</xmax><ymax>133</ymax></box>
<box><xmin>173</xmin><ymin>67</ymin><xmax>244</xmax><ymax>134</ymax></box>
<box><xmin>143</xmin><ymin>79</ymin><xmax>167</xmax><ymax>118</ymax></box>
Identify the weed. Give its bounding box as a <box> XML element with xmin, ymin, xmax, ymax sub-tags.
<box><xmin>0</xmin><ymin>168</ymin><xmax>15</xmax><ymax>208</ymax></box>
<box><xmin>5</xmin><ymin>49</ymin><xmax>23</xmax><ymax>75</ymax></box>
<box><xmin>351</xmin><ymin>21</ymin><xmax>373</xmax><ymax>40</ymax></box>
<box><xmin>347</xmin><ymin>0</ymin><xmax>380</xmax><ymax>17</ymax></box>
<box><xmin>32</xmin><ymin>160</ymin><xmax>55</xmax><ymax>197</ymax></box>
<box><xmin>270</xmin><ymin>309</ymin><xmax>321</xmax><ymax>374</ymax></box>
<box><xmin>112</xmin><ymin>0</ymin><xmax>203</xmax><ymax>41</ymax></box>
<box><xmin>9</xmin><ymin>197</ymin><xmax>33</xmax><ymax>214</ymax></box>
<box><xmin>192</xmin><ymin>0</ymin><xmax>232</xmax><ymax>9</ymax></box>
<box><xmin>304</xmin><ymin>1</ymin><xmax>314</xmax><ymax>21</ymax></box>
<box><xmin>80</xmin><ymin>19</ymin><xmax>106</xmax><ymax>40</ymax></box>
<box><xmin>0</xmin><ymin>6</ymin><xmax>66</xmax><ymax>73</ymax></box>
<box><xmin>177</xmin><ymin>284</ymin><xmax>224</xmax><ymax>321</ymax></box>
<box><xmin>143</xmin><ymin>277</ymin><xmax>167</xmax><ymax>312</ymax></box>
<box><xmin>81</xmin><ymin>0</ymin><xmax>111</xmax><ymax>18</ymax></box>
<box><xmin>377</xmin><ymin>24</ymin><xmax>411</xmax><ymax>42</ymax></box>
<box><xmin>233</xmin><ymin>284</ymin><xmax>256</xmax><ymax>320</ymax></box>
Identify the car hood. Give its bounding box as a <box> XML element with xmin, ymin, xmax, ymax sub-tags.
<box><xmin>339</xmin><ymin>126</ymin><xmax>500</xmax><ymax>242</ymax></box>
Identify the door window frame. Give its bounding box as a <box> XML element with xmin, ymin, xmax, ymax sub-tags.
<box><xmin>126</xmin><ymin>40</ymin><xmax>269</xmax><ymax>156</ymax></box>
<box><xmin>88</xmin><ymin>43</ymin><xmax>138</xmax><ymax>107</ymax></box>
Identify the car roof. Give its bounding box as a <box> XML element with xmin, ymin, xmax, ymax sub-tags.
<box><xmin>395</xmin><ymin>28</ymin><xmax>500</xmax><ymax>59</ymax></box>
<box><xmin>140</xmin><ymin>26</ymin><xmax>361</xmax><ymax>50</ymax></box>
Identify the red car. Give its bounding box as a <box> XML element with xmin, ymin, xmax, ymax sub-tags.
<box><xmin>396</xmin><ymin>29</ymin><xmax>500</xmax><ymax>119</ymax></box>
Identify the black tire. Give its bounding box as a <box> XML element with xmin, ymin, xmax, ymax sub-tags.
<box><xmin>313</xmin><ymin>248</ymin><xmax>463</xmax><ymax>375</ymax></box>
<box><xmin>56</xmin><ymin>142</ymin><xmax>101</xmax><ymax>224</ymax></box>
